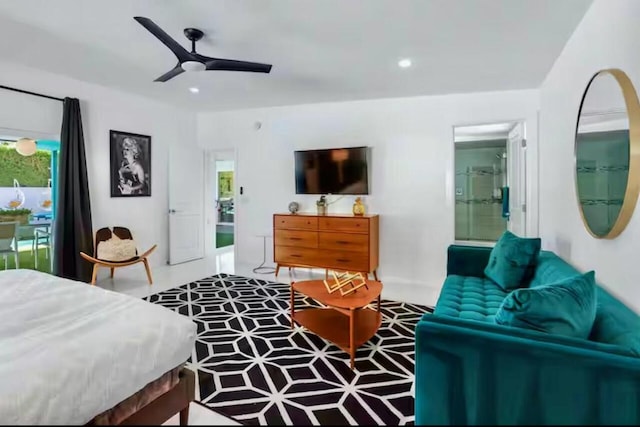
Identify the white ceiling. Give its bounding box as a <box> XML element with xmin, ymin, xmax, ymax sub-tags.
<box><xmin>0</xmin><ymin>0</ymin><xmax>592</xmax><ymax>112</ymax></box>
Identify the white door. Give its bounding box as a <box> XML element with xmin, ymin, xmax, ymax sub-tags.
<box><xmin>169</xmin><ymin>146</ymin><xmax>205</xmax><ymax>265</ymax></box>
<box><xmin>506</xmin><ymin>122</ymin><xmax>527</xmax><ymax>236</ymax></box>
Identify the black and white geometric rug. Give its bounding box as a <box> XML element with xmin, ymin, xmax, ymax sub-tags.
<box><xmin>146</xmin><ymin>274</ymin><xmax>433</xmax><ymax>426</ymax></box>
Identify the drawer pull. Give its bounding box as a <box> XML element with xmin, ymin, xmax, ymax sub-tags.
<box><xmin>290</xmin><ymin>254</ymin><xmax>302</xmax><ymax>258</ymax></box>
<box><xmin>289</xmin><ymin>237</ymin><xmax>302</xmax><ymax>241</ymax></box>
<box><xmin>336</xmin><ymin>240</ymin><xmax>350</xmax><ymax>245</ymax></box>
<box><xmin>336</xmin><ymin>258</ymin><xmax>350</xmax><ymax>263</ymax></box>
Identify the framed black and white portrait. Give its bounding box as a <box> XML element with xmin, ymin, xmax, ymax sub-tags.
<box><xmin>110</xmin><ymin>130</ymin><xmax>151</xmax><ymax>197</ymax></box>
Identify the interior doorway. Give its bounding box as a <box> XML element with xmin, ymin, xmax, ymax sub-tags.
<box><xmin>453</xmin><ymin>121</ymin><xmax>527</xmax><ymax>242</ymax></box>
<box><xmin>206</xmin><ymin>150</ymin><xmax>236</xmax><ymax>256</ymax></box>
<box><xmin>215</xmin><ymin>159</ymin><xmax>235</xmax><ymax>249</ymax></box>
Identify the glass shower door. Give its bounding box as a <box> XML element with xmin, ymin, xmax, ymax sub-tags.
<box><xmin>455</xmin><ymin>143</ymin><xmax>508</xmax><ymax>242</ymax></box>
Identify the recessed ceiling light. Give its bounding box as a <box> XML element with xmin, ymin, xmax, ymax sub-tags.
<box><xmin>398</xmin><ymin>58</ymin><xmax>412</xmax><ymax>68</ymax></box>
<box><xmin>189</xmin><ymin>87</ymin><xmax>200</xmax><ymax>94</ymax></box>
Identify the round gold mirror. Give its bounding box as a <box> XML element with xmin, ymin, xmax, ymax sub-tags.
<box><xmin>575</xmin><ymin>69</ymin><xmax>640</xmax><ymax>239</ymax></box>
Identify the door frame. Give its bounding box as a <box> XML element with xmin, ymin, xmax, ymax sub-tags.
<box><xmin>451</xmin><ymin>118</ymin><xmax>536</xmax><ymax>244</ymax></box>
<box><xmin>0</xmin><ymin>128</ymin><xmax>59</xmax><ymax>271</ymax></box>
<box><xmin>204</xmin><ymin>148</ymin><xmax>238</xmax><ymax>257</ymax></box>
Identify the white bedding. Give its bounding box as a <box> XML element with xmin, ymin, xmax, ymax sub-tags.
<box><xmin>0</xmin><ymin>269</ymin><xmax>196</xmax><ymax>425</ymax></box>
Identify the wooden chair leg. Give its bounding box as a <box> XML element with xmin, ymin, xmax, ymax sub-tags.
<box><xmin>143</xmin><ymin>259</ymin><xmax>153</xmax><ymax>285</ymax></box>
<box><xmin>373</xmin><ymin>270</ymin><xmax>379</xmax><ymax>281</ymax></box>
<box><xmin>91</xmin><ymin>264</ymin><xmax>99</xmax><ymax>285</ymax></box>
<box><xmin>110</xmin><ymin>267</ymin><xmax>114</xmax><ymax>278</ymax></box>
<box><xmin>179</xmin><ymin>405</ymin><xmax>190</xmax><ymax>426</ymax></box>
<box><xmin>275</xmin><ymin>264</ymin><xmax>280</xmax><ymax>277</ymax></box>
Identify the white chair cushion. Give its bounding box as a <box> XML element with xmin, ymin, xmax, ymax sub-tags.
<box><xmin>97</xmin><ymin>234</ymin><xmax>137</xmax><ymax>262</ymax></box>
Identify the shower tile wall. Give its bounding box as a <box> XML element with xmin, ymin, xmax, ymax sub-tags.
<box><xmin>455</xmin><ymin>144</ymin><xmax>507</xmax><ymax>241</ymax></box>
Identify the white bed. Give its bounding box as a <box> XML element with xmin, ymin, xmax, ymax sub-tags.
<box><xmin>0</xmin><ymin>269</ymin><xmax>196</xmax><ymax>425</ymax></box>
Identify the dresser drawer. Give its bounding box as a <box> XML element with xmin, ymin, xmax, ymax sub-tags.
<box><xmin>318</xmin><ymin>231</ymin><xmax>368</xmax><ymax>253</ymax></box>
<box><xmin>274</xmin><ymin>246</ymin><xmax>318</xmax><ymax>266</ymax></box>
<box><xmin>274</xmin><ymin>215</ymin><xmax>318</xmax><ymax>230</ymax></box>
<box><xmin>275</xmin><ymin>230</ymin><xmax>318</xmax><ymax>249</ymax></box>
<box><xmin>318</xmin><ymin>217</ymin><xmax>368</xmax><ymax>233</ymax></box>
<box><xmin>318</xmin><ymin>250</ymin><xmax>369</xmax><ymax>272</ymax></box>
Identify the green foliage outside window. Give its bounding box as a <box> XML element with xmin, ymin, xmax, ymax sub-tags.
<box><xmin>218</xmin><ymin>171</ymin><xmax>234</xmax><ymax>198</ymax></box>
<box><xmin>0</xmin><ymin>145</ymin><xmax>51</xmax><ymax>187</ymax></box>
<box><xmin>0</xmin><ymin>208</ymin><xmax>31</xmax><ymax>216</ymax></box>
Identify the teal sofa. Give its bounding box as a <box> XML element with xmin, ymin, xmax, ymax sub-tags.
<box><xmin>415</xmin><ymin>244</ymin><xmax>640</xmax><ymax>425</ymax></box>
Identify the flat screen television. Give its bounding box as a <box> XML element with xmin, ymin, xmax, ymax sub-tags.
<box><xmin>294</xmin><ymin>146</ymin><xmax>370</xmax><ymax>195</ymax></box>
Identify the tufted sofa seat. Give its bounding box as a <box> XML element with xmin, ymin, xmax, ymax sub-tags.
<box><xmin>433</xmin><ymin>275</ymin><xmax>507</xmax><ymax>322</ymax></box>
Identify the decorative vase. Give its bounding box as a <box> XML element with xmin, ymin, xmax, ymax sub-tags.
<box><xmin>288</xmin><ymin>201</ymin><xmax>300</xmax><ymax>214</ymax></box>
<box><xmin>316</xmin><ymin>195</ymin><xmax>327</xmax><ymax>215</ymax></box>
<box><xmin>352</xmin><ymin>197</ymin><xmax>365</xmax><ymax>216</ymax></box>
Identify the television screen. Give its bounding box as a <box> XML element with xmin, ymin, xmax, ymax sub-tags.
<box><xmin>294</xmin><ymin>146</ymin><xmax>370</xmax><ymax>195</ymax></box>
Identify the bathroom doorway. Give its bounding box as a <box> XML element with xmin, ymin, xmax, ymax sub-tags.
<box><xmin>453</xmin><ymin>121</ymin><xmax>527</xmax><ymax>242</ymax></box>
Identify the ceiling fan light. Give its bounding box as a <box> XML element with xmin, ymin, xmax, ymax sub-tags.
<box><xmin>181</xmin><ymin>61</ymin><xmax>206</xmax><ymax>72</ymax></box>
<box><xmin>15</xmin><ymin>138</ymin><xmax>37</xmax><ymax>156</ymax></box>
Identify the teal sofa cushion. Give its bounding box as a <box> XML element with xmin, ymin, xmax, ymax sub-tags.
<box><xmin>589</xmin><ymin>286</ymin><xmax>640</xmax><ymax>356</ymax></box>
<box><xmin>528</xmin><ymin>250</ymin><xmax>583</xmax><ymax>289</ymax></box>
<box><xmin>484</xmin><ymin>231</ymin><xmax>541</xmax><ymax>291</ymax></box>
<box><xmin>528</xmin><ymin>251</ymin><xmax>640</xmax><ymax>355</ymax></box>
<box><xmin>494</xmin><ymin>271</ymin><xmax>597</xmax><ymax>339</ymax></box>
<box><xmin>434</xmin><ymin>274</ymin><xmax>509</xmax><ymax>322</ymax></box>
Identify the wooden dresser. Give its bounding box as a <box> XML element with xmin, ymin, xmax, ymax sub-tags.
<box><xmin>273</xmin><ymin>213</ymin><xmax>379</xmax><ymax>279</ymax></box>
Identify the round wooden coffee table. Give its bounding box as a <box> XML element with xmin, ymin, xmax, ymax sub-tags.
<box><xmin>290</xmin><ymin>279</ymin><xmax>383</xmax><ymax>369</ymax></box>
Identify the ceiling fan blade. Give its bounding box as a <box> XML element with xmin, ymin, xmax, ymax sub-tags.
<box><xmin>202</xmin><ymin>57</ymin><xmax>272</xmax><ymax>73</ymax></box>
<box><xmin>154</xmin><ymin>64</ymin><xmax>185</xmax><ymax>82</ymax></box>
<box><xmin>134</xmin><ymin>16</ymin><xmax>192</xmax><ymax>63</ymax></box>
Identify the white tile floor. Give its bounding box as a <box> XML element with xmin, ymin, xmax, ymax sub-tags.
<box><xmin>97</xmin><ymin>247</ymin><xmax>439</xmax><ymax>425</ymax></box>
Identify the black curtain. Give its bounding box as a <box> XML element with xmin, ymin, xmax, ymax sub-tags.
<box><xmin>53</xmin><ymin>98</ymin><xmax>94</xmax><ymax>282</ymax></box>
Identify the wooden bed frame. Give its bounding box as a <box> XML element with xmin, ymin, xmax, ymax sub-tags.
<box><xmin>87</xmin><ymin>368</ymin><xmax>195</xmax><ymax>426</ymax></box>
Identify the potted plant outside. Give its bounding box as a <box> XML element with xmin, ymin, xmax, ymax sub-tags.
<box><xmin>0</xmin><ymin>208</ymin><xmax>32</xmax><ymax>225</ymax></box>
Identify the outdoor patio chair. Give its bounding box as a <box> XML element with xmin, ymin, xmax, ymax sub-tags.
<box><xmin>0</xmin><ymin>222</ymin><xmax>19</xmax><ymax>270</ymax></box>
<box><xmin>16</xmin><ymin>225</ymin><xmax>36</xmax><ymax>256</ymax></box>
<box><xmin>34</xmin><ymin>227</ymin><xmax>51</xmax><ymax>270</ymax></box>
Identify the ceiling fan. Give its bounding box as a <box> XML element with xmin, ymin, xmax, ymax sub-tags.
<box><xmin>134</xmin><ymin>16</ymin><xmax>273</xmax><ymax>82</ymax></box>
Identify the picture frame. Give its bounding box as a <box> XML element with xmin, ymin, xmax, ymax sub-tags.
<box><xmin>110</xmin><ymin>130</ymin><xmax>151</xmax><ymax>197</ymax></box>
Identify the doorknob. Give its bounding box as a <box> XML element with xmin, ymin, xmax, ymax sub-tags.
<box><xmin>169</xmin><ymin>209</ymin><xmax>177</xmax><ymax>214</ymax></box>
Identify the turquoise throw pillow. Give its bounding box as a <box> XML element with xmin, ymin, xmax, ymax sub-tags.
<box><xmin>484</xmin><ymin>231</ymin><xmax>541</xmax><ymax>291</ymax></box>
<box><xmin>494</xmin><ymin>271</ymin><xmax>597</xmax><ymax>339</ymax></box>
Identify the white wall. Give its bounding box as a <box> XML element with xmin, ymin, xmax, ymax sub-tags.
<box><xmin>198</xmin><ymin>90</ymin><xmax>539</xmax><ymax>299</ymax></box>
<box><xmin>0</xmin><ymin>62</ymin><xmax>197</xmax><ymax>269</ymax></box>
<box><xmin>539</xmin><ymin>0</ymin><xmax>640</xmax><ymax>310</ymax></box>
<box><xmin>0</xmin><ymin>89</ymin><xmax>62</xmax><ymax>139</ymax></box>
